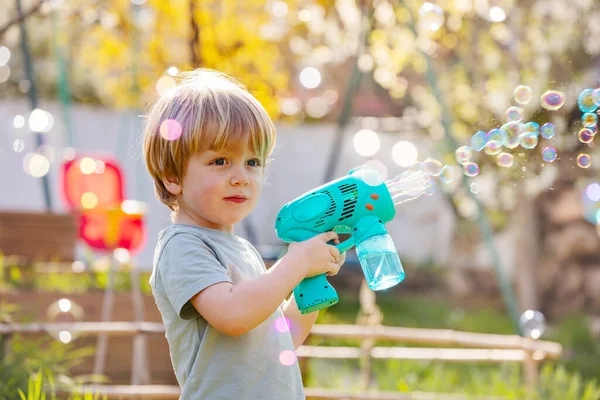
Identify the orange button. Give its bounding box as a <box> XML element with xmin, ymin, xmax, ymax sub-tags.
<box><xmin>370</xmin><ymin>193</ymin><xmax>379</xmax><ymax>200</ymax></box>
<box><xmin>366</xmin><ymin>204</ymin><xmax>374</xmax><ymax>211</ymax></box>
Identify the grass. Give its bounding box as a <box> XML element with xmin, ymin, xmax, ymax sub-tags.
<box><xmin>308</xmin><ymin>291</ymin><xmax>600</xmax><ymax>398</ymax></box>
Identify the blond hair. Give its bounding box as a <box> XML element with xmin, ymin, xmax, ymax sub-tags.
<box><xmin>142</xmin><ymin>69</ymin><xmax>276</xmax><ymax>211</ymax></box>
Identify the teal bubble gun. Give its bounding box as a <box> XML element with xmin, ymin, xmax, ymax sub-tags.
<box><xmin>275</xmin><ymin>165</ymin><xmax>432</xmax><ymax>314</ymax></box>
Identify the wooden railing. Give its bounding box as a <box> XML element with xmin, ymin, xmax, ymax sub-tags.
<box><xmin>0</xmin><ymin>321</ymin><xmax>563</xmax><ymax>399</ymax></box>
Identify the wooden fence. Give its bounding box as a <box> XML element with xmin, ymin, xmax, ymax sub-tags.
<box><xmin>0</xmin><ymin>321</ymin><xmax>562</xmax><ymax>399</ymax></box>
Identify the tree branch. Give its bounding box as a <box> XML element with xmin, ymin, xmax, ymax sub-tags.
<box><xmin>0</xmin><ymin>0</ymin><xmax>47</xmax><ymax>38</ymax></box>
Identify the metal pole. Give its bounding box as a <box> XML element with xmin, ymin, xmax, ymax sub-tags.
<box><xmin>16</xmin><ymin>0</ymin><xmax>53</xmax><ymax>212</ymax></box>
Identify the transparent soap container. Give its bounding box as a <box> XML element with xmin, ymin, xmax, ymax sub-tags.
<box><xmin>355</xmin><ymin>233</ymin><xmax>405</xmax><ymax>290</ymax></box>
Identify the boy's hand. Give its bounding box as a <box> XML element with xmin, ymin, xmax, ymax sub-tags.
<box><xmin>286</xmin><ymin>231</ymin><xmax>342</xmax><ymax>278</ymax></box>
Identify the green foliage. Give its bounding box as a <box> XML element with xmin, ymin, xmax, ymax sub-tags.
<box><xmin>2</xmin><ymin>263</ymin><xmax>152</xmax><ymax>294</ymax></box>
<box><xmin>535</xmin><ymin>364</ymin><xmax>600</xmax><ymax>400</ymax></box>
<box><xmin>306</xmin><ymin>360</ymin><xmax>600</xmax><ymax>399</ymax></box>
<box><xmin>548</xmin><ymin>315</ymin><xmax>600</xmax><ymax>381</ymax></box>
<box><xmin>16</xmin><ymin>370</ymin><xmax>107</xmax><ymax>400</ymax></box>
<box><xmin>0</xmin><ymin>304</ymin><xmax>96</xmax><ymax>400</ymax></box>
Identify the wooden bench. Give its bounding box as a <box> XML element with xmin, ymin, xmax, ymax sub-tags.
<box><xmin>0</xmin><ymin>211</ymin><xmax>77</xmax><ymax>262</ymax></box>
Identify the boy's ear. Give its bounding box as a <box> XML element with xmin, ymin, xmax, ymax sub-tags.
<box><xmin>162</xmin><ymin>175</ymin><xmax>182</xmax><ymax>195</ymax></box>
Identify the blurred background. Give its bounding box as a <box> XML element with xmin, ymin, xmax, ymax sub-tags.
<box><xmin>1</xmin><ymin>0</ymin><xmax>600</xmax><ymax>398</ymax></box>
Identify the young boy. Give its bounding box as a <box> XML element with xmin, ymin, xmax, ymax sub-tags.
<box><xmin>142</xmin><ymin>69</ymin><xmax>345</xmax><ymax>399</ymax></box>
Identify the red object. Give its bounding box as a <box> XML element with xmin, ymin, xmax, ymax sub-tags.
<box><xmin>79</xmin><ymin>207</ymin><xmax>146</xmax><ymax>254</ymax></box>
<box><xmin>365</xmin><ymin>204</ymin><xmax>374</xmax><ymax>211</ymax></box>
<box><xmin>370</xmin><ymin>193</ymin><xmax>379</xmax><ymax>200</ymax></box>
<box><xmin>60</xmin><ymin>155</ymin><xmax>146</xmax><ymax>253</ymax></box>
<box><xmin>61</xmin><ymin>156</ymin><xmax>124</xmax><ymax>211</ymax></box>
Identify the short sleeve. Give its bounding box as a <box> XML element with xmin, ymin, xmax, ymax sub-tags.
<box><xmin>157</xmin><ymin>233</ymin><xmax>232</xmax><ymax>320</ymax></box>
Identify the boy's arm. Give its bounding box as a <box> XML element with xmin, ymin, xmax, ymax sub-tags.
<box><xmin>282</xmin><ymin>295</ymin><xmax>318</xmax><ymax>349</ymax></box>
<box><xmin>190</xmin><ymin>255</ymin><xmax>306</xmax><ymax>336</ymax></box>
<box><xmin>190</xmin><ymin>231</ymin><xmax>341</xmax><ymax>337</ymax></box>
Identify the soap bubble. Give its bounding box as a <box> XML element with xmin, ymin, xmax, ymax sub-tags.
<box><xmin>438</xmin><ymin>165</ymin><xmax>457</xmax><ymax>184</ymax></box>
<box><xmin>455</xmin><ymin>145</ymin><xmax>473</xmax><ymax>165</ymax></box>
<box><xmin>581</xmin><ymin>112</ymin><xmax>598</xmax><ymax>127</ymax></box>
<box><xmin>514</xmin><ymin>85</ymin><xmax>532</xmax><ymax>105</ymax></box>
<box><xmin>519</xmin><ymin>310</ymin><xmax>545</xmax><ymax>339</ymax></box>
<box><xmin>485</xmin><ymin>128</ymin><xmax>506</xmax><ymax>145</ymax></box>
<box><xmin>592</xmin><ymin>88</ymin><xmax>600</xmax><ymax>107</ymax></box>
<box><xmin>46</xmin><ymin>298</ymin><xmax>84</xmax><ymax>343</ymax></box>
<box><xmin>542</xmin><ymin>147</ymin><xmax>557</xmax><ymax>162</ymax></box>
<box><xmin>520</xmin><ymin>132</ymin><xmax>539</xmax><ymax>149</ymax></box>
<box><xmin>578</xmin><ymin>128</ymin><xmax>594</xmax><ymax>144</ymax></box>
<box><xmin>421</xmin><ymin>158</ymin><xmax>444</xmax><ymax>176</ymax></box>
<box><xmin>540</xmin><ymin>90</ymin><xmax>565</xmax><ymax>111</ymax></box>
<box><xmin>540</xmin><ymin>123</ymin><xmax>556</xmax><ymax>139</ymax></box>
<box><xmin>500</xmin><ymin>122</ymin><xmax>522</xmax><ymax>149</ymax></box>
<box><xmin>578</xmin><ymin>88</ymin><xmax>598</xmax><ymax>113</ymax></box>
<box><xmin>470</xmin><ymin>130</ymin><xmax>487</xmax><ymax>151</ymax></box>
<box><xmin>522</xmin><ymin>122</ymin><xmax>540</xmax><ymax>136</ymax></box>
<box><xmin>496</xmin><ymin>152</ymin><xmax>514</xmax><ymax>167</ymax></box>
<box><xmin>505</xmin><ymin>106</ymin><xmax>524</xmax><ymax>122</ymax></box>
<box><xmin>577</xmin><ymin>153</ymin><xmax>591</xmax><ymax>168</ymax></box>
<box><xmin>484</xmin><ymin>140</ymin><xmax>502</xmax><ymax>155</ymax></box>
<box><xmin>463</xmin><ymin>162</ymin><xmax>479</xmax><ymax>177</ymax></box>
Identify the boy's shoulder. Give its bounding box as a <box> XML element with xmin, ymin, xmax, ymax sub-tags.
<box><xmin>155</xmin><ymin>224</ymin><xmax>251</xmax><ymax>256</ymax></box>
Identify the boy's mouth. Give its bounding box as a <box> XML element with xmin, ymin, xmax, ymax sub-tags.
<box><xmin>224</xmin><ymin>196</ymin><xmax>248</xmax><ymax>203</ymax></box>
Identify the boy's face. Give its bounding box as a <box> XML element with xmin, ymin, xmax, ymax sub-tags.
<box><xmin>165</xmin><ymin>141</ymin><xmax>264</xmax><ymax>232</ymax></box>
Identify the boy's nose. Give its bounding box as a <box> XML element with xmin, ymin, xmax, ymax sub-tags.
<box><xmin>230</xmin><ymin>167</ymin><xmax>249</xmax><ymax>186</ymax></box>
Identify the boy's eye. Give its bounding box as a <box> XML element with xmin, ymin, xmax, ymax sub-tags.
<box><xmin>213</xmin><ymin>158</ymin><xmax>226</xmax><ymax>166</ymax></box>
<box><xmin>247</xmin><ymin>159</ymin><xmax>262</xmax><ymax>167</ymax></box>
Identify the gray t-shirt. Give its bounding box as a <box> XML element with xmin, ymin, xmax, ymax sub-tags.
<box><xmin>150</xmin><ymin>224</ymin><xmax>305</xmax><ymax>399</ymax></box>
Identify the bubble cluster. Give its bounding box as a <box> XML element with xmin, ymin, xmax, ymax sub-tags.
<box><xmin>514</xmin><ymin>85</ymin><xmax>532</xmax><ymax>105</ymax></box>
<box><xmin>577</xmin><ymin>153</ymin><xmax>591</xmax><ymax>168</ymax></box>
<box><xmin>542</xmin><ymin>147</ymin><xmax>557</xmax><ymax>162</ymax></box>
<box><xmin>442</xmin><ymin>85</ymin><xmax>598</xmax><ymax>188</ymax></box>
<box><xmin>540</xmin><ymin>90</ymin><xmax>566</xmax><ymax>111</ymax></box>
<box><xmin>519</xmin><ymin>310</ymin><xmax>546</xmax><ymax>339</ymax></box>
